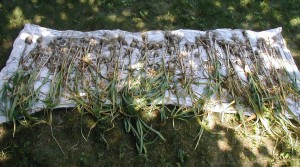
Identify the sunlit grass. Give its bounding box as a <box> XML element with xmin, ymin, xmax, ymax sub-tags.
<box><xmin>290</xmin><ymin>17</ymin><xmax>300</xmax><ymax>27</ymax></box>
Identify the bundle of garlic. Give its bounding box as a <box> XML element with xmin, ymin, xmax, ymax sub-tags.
<box><xmin>1</xmin><ymin>24</ymin><xmax>300</xmax><ymax>154</ymax></box>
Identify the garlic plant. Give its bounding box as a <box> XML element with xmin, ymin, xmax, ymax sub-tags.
<box><xmin>1</xmin><ymin>28</ymin><xmax>300</xmax><ymax>155</ymax></box>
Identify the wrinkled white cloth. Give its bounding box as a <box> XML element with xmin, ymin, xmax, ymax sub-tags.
<box><xmin>0</xmin><ymin>24</ymin><xmax>299</xmax><ymax>123</ymax></box>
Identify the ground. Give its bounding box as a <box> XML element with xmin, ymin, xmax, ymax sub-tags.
<box><xmin>0</xmin><ymin>0</ymin><xmax>300</xmax><ymax>166</ymax></box>
<box><xmin>1</xmin><ymin>110</ymin><xmax>298</xmax><ymax>167</ymax></box>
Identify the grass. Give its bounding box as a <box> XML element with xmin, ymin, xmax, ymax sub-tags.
<box><xmin>1</xmin><ymin>0</ymin><xmax>300</xmax><ymax>166</ymax></box>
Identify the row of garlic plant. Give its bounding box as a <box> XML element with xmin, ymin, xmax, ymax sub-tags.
<box><xmin>0</xmin><ymin>30</ymin><xmax>299</xmax><ymax>155</ymax></box>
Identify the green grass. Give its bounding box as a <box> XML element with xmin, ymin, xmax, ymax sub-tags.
<box><xmin>1</xmin><ymin>0</ymin><xmax>300</xmax><ymax>166</ymax></box>
<box><xmin>1</xmin><ymin>0</ymin><xmax>300</xmax><ymax>68</ymax></box>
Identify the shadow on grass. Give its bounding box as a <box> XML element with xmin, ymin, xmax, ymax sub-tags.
<box><xmin>0</xmin><ymin>110</ymin><xmax>275</xmax><ymax>166</ymax></box>
<box><xmin>1</xmin><ymin>0</ymin><xmax>300</xmax><ymax>68</ymax></box>
<box><xmin>0</xmin><ymin>110</ymin><xmax>297</xmax><ymax>166</ymax></box>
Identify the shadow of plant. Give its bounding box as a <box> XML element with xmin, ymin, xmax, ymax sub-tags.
<box><xmin>1</xmin><ymin>0</ymin><xmax>300</xmax><ymax>68</ymax></box>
